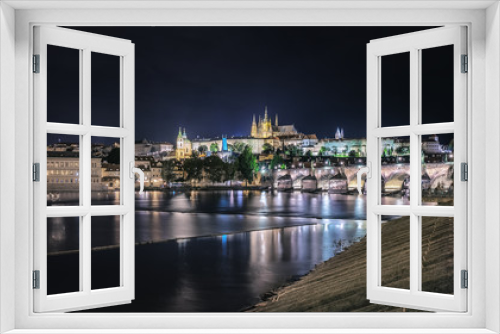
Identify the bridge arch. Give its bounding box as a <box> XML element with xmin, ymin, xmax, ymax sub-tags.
<box><xmin>384</xmin><ymin>171</ymin><xmax>410</xmax><ymax>194</ymax></box>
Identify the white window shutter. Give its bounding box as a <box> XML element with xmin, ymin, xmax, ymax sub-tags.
<box><xmin>33</xmin><ymin>26</ymin><xmax>135</xmax><ymax>312</ymax></box>
<box><xmin>366</xmin><ymin>26</ymin><xmax>467</xmax><ymax>312</ymax></box>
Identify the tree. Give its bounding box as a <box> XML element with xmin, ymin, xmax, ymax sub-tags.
<box><xmin>232</xmin><ymin>142</ymin><xmax>246</xmax><ymax>153</ymax></box>
<box><xmin>161</xmin><ymin>160</ymin><xmax>177</xmax><ymax>184</ymax></box>
<box><xmin>198</xmin><ymin>145</ymin><xmax>208</xmax><ymax>155</ymax></box>
<box><xmin>237</xmin><ymin>146</ymin><xmax>258</xmax><ymax>186</ymax></box>
<box><xmin>319</xmin><ymin>146</ymin><xmax>330</xmax><ymax>156</ymax></box>
<box><xmin>270</xmin><ymin>154</ymin><xmax>284</xmax><ymax>170</ymax></box>
<box><xmin>262</xmin><ymin>143</ymin><xmax>274</xmax><ymax>155</ymax></box>
<box><xmin>203</xmin><ymin>155</ymin><xmax>225</xmax><ymax>183</ymax></box>
<box><xmin>210</xmin><ymin>142</ymin><xmax>219</xmax><ymax>153</ymax></box>
<box><xmin>223</xmin><ymin>161</ymin><xmax>237</xmax><ymax>182</ymax></box>
<box><xmin>331</xmin><ymin>147</ymin><xmax>338</xmax><ymax>156</ymax></box>
<box><xmin>285</xmin><ymin>144</ymin><xmax>303</xmax><ymax>157</ymax></box>
<box><xmin>107</xmin><ymin>147</ymin><xmax>120</xmax><ymax>164</ymax></box>
<box><xmin>396</xmin><ymin>146</ymin><xmax>410</xmax><ymax>155</ymax></box>
<box><xmin>183</xmin><ymin>157</ymin><xmax>203</xmax><ymax>185</ymax></box>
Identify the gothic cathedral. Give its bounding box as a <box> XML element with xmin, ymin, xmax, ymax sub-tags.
<box><xmin>251</xmin><ymin>106</ymin><xmax>279</xmax><ymax>139</ymax></box>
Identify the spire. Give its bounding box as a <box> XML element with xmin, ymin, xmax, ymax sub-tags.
<box><xmin>275</xmin><ymin>114</ymin><xmax>278</xmax><ymax>126</ymax></box>
<box><xmin>251</xmin><ymin>114</ymin><xmax>258</xmax><ymax>137</ymax></box>
<box><xmin>183</xmin><ymin>128</ymin><xmax>187</xmax><ymax>138</ymax></box>
<box><xmin>178</xmin><ymin>127</ymin><xmax>183</xmax><ymax>138</ymax></box>
<box><xmin>264</xmin><ymin>106</ymin><xmax>268</xmax><ymax>121</ymax></box>
<box><xmin>335</xmin><ymin>127</ymin><xmax>340</xmax><ymax>140</ymax></box>
<box><xmin>340</xmin><ymin>128</ymin><xmax>344</xmax><ymax>139</ymax></box>
<box><xmin>258</xmin><ymin>115</ymin><xmax>261</xmax><ymax>126</ymax></box>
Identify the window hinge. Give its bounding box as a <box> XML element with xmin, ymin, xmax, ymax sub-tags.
<box><xmin>33</xmin><ymin>270</ymin><xmax>40</xmax><ymax>289</ymax></box>
<box><xmin>461</xmin><ymin>162</ymin><xmax>468</xmax><ymax>181</ymax></box>
<box><xmin>33</xmin><ymin>163</ymin><xmax>40</xmax><ymax>182</ymax></box>
<box><xmin>33</xmin><ymin>54</ymin><xmax>40</xmax><ymax>73</ymax></box>
<box><xmin>461</xmin><ymin>270</ymin><xmax>468</xmax><ymax>289</ymax></box>
<box><xmin>461</xmin><ymin>54</ymin><xmax>468</xmax><ymax>73</ymax></box>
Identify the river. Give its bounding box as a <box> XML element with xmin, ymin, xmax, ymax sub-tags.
<box><xmin>46</xmin><ymin>190</ymin><xmax>408</xmax><ymax>312</ymax></box>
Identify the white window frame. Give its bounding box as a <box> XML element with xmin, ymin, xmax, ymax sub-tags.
<box><xmin>366</xmin><ymin>26</ymin><xmax>467</xmax><ymax>312</ymax></box>
<box><xmin>33</xmin><ymin>26</ymin><xmax>136</xmax><ymax>313</ymax></box>
<box><xmin>1</xmin><ymin>1</ymin><xmax>499</xmax><ymax>333</ymax></box>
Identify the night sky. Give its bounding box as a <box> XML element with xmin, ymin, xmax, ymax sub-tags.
<box><xmin>47</xmin><ymin>26</ymin><xmax>455</xmax><ymax>145</ymax></box>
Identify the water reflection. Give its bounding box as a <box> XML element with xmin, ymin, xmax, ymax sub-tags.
<box><xmin>135</xmin><ymin>190</ymin><xmax>407</xmax><ymax>219</ymax></box>
<box><xmin>48</xmin><ymin>190</ymin><xmax>400</xmax><ymax>312</ymax></box>
<box><xmin>84</xmin><ymin>220</ymin><xmax>366</xmax><ymax>312</ymax></box>
<box><xmin>48</xmin><ymin>191</ymin><xmax>405</xmax><ymax>253</ymax></box>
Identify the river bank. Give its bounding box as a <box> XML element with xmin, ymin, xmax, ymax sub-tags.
<box><xmin>246</xmin><ymin>216</ymin><xmax>454</xmax><ymax>312</ymax></box>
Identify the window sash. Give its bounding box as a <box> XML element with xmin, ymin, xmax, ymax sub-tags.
<box><xmin>366</xmin><ymin>26</ymin><xmax>467</xmax><ymax>312</ymax></box>
<box><xmin>32</xmin><ymin>26</ymin><xmax>136</xmax><ymax>313</ymax></box>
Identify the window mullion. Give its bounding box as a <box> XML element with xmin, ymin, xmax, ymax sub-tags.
<box><xmin>82</xmin><ymin>214</ymin><xmax>91</xmax><ymax>293</ymax></box>
<box><xmin>409</xmin><ymin>48</ymin><xmax>420</xmax><ymax>294</ymax></box>
<box><xmin>82</xmin><ymin>48</ymin><xmax>92</xmax><ymax>295</ymax></box>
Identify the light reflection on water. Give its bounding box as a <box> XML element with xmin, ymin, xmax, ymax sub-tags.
<box><xmin>84</xmin><ymin>220</ymin><xmax>366</xmax><ymax>312</ymax></box>
<box><xmin>47</xmin><ymin>190</ymin><xmax>407</xmax><ymax>312</ymax></box>
<box><xmin>48</xmin><ymin>190</ymin><xmax>405</xmax><ymax>254</ymax></box>
<box><xmin>134</xmin><ymin>190</ymin><xmax>407</xmax><ymax>218</ymax></box>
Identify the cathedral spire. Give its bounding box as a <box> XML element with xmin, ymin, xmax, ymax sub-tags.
<box><xmin>335</xmin><ymin>127</ymin><xmax>340</xmax><ymax>140</ymax></box>
<box><xmin>251</xmin><ymin>114</ymin><xmax>258</xmax><ymax>138</ymax></box>
<box><xmin>178</xmin><ymin>127</ymin><xmax>183</xmax><ymax>138</ymax></box>
<box><xmin>264</xmin><ymin>106</ymin><xmax>268</xmax><ymax>121</ymax></box>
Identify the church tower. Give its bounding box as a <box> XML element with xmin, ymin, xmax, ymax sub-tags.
<box><xmin>176</xmin><ymin>127</ymin><xmax>184</xmax><ymax>159</ymax></box>
<box><xmin>176</xmin><ymin>127</ymin><xmax>192</xmax><ymax>160</ymax></box>
<box><xmin>335</xmin><ymin>127</ymin><xmax>341</xmax><ymax>140</ymax></box>
<box><xmin>251</xmin><ymin>114</ymin><xmax>258</xmax><ymax>137</ymax></box>
<box><xmin>262</xmin><ymin>106</ymin><xmax>272</xmax><ymax>138</ymax></box>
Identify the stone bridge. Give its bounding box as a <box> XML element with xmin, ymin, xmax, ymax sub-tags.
<box><xmin>268</xmin><ymin>163</ymin><xmax>454</xmax><ymax>193</ymax></box>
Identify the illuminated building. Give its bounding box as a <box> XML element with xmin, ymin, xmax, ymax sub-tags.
<box><xmin>175</xmin><ymin>127</ymin><xmax>192</xmax><ymax>160</ymax></box>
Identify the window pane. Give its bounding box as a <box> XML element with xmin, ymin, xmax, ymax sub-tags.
<box><xmin>421</xmin><ymin>216</ymin><xmax>454</xmax><ymax>295</ymax></box>
<box><xmin>91</xmin><ymin>52</ymin><xmax>120</xmax><ymax>127</ymax></box>
<box><xmin>47</xmin><ymin>217</ymin><xmax>80</xmax><ymax>295</ymax></box>
<box><xmin>47</xmin><ymin>134</ymin><xmax>80</xmax><ymax>206</ymax></box>
<box><xmin>47</xmin><ymin>45</ymin><xmax>80</xmax><ymax>124</ymax></box>
<box><xmin>421</xmin><ymin>45</ymin><xmax>454</xmax><ymax>124</ymax></box>
<box><xmin>91</xmin><ymin>137</ymin><xmax>121</xmax><ymax>205</ymax></box>
<box><xmin>381</xmin><ymin>52</ymin><xmax>410</xmax><ymax>127</ymax></box>
<box><xmin>381</xmin><ymin>215</ymin><xmax>410</xmax><ymax>290</ymax></box>
<box><xmin>380</xmin><ymin>136</ymin><xmax>410</xmax><ymax>205</ymax></box>
<box><xmin>421</xmin><ymin>134</ymin><xmax>454</xmax><ymax>206</ymax></box>
<box><xmin>91</xmin><ymin>215</ymin><xmax>121</xmax><ymax>290</ymax></box>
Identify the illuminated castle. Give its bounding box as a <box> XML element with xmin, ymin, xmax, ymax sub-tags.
<box><xmin>250</xmin><ymin>106</ymin><xmax>298</xmax><ymax>139</ymax></box>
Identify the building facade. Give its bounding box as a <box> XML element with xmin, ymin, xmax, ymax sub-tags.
<box><xmin>250</xmin><ymin>106</ymin><xmax>299</xmax><ymax>139</ymax></box>
<box><xmin>135</xmin><ymin>138</ymin><xmax>174</xmax><ymax>157</ymax></box>
<box><xmin>47</xmin><ymin>151</ymin><xmax>104</xmax><ymax>191</ymax></box>
<box><xmin>175</xmin><ymin>128</ymin><xmax>192</xmax><ymax>160</ymax></box>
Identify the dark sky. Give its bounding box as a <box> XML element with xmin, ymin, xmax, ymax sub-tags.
<box><xmin>47</xmin><ymin>26</ymin><xmax>454</xmax><ymax>145</ymax></box>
